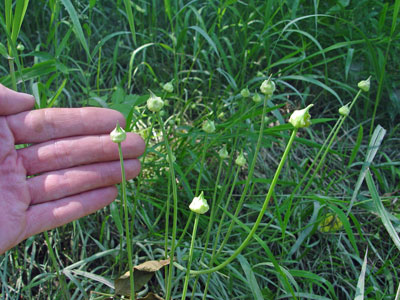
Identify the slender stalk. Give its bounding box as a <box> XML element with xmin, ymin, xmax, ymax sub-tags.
<box><xmin>117</xmin><ymin>143</ymin><xmax>135</xmax><ymax>300</ymax></box>
<box><xmin>157</xmin><ymin>113</ymin><xmax>179</xmax><ymax>300</ymax></box>
<box><xmin>216</xmin><ymin>96</ymin><xmax>269</xmax><ymax>256</ymax></box>
<box><xmin>176</xmin><ymin>129</ymin><xmax>298</xmax><ymax>276</ymax></box>
<box><xmin>8</xmin><ymin>56</ymin><xmax>17</xmax><ymax>91</ymax></box>
<box><xmin>181</xmin><ymin>214</ymin><xmax>200</xmax><ymax>300</ymax></box>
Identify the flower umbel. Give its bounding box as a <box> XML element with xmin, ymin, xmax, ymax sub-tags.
<box><xmin>260</xmin><ymin>79</ymin><xmax>276</xmax><ymax>96</ymax></box>
<box><xmin>240</xmin><ymin>87</ymin><xmax>250</xmax><ymax>98</ymax></box>
<box><xmin>235</xmin><ymin>151</ymin><xmax>246</xmax><ymax>167</ymax></box>
<box><xmin>289</xmin><ymin>104</ymin><xmax>314</xmax><ymax>128</ymax></box>
<box><xmin>147</xmin><ymin>92</ymin><xmax>164</xmax><ymax>112</ymax></box>
<box><xmin>338</xmin><ymin>104</ymin><xmax>350</xmax><ymax>116</ymax></box>
<box><xmin>358</xmin><ymin>77</ymin><xmax>371</xmax><ymax>92</ymax></box>
<box><xmin>110</xmin><ymin>122</ymin><xmax>127</xmax><ymax>143</ymax></box>
<box><xmin>162</xmin><ymin>81</ymin><xmax>174</xmax><ymax>93</ymax></box>
<box><xmin>189</xmin><ymin>192</ymin><xmax>209</xmax><ymax>214</ymax></box>
<box><xmin>218</xmin><ymin>145</ymin><xmax>229</xmax><ymax>159</ymax></box>
<box><xmin>202</xmin><ymin>120</ymin><xmax>216</xmax><ymax>134</ymax></box>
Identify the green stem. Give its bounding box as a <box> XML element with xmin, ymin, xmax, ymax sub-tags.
<box><xmin>157</xmin><ymin>113</ymin><xmax>179</xmax><ymax>300</ymax></box>
<box><xmin>181</xmin><ymin>214</ymin><xmax>200</xmax><ymax>300</ymax></box>
<box><xmin>8</xmin><ymin>56</ymin><xmax>17</xmax><ymax>91</ymax></box>
<box><xmin>117</xmin><ymin>143</ymin><xmax>135</xmax><ymax>300</ymax></box>
<box><xmin>216</xmin><ymin>96</ymin><xmax>269</xmax><ymax>256</ymax></box>
<box><xmin>177</xmin><ymin>129</ymin><xmax>298</xmax><ymax>275</ymax></box>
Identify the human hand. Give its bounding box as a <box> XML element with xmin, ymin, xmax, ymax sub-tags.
<box><xmin>0</xmin><ymin>84</ymin><xmax>145</xmax><ymax>254</ymax></box>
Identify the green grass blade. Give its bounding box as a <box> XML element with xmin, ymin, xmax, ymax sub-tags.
<box><xmin>354</xmin><ymin>249</ymin><xmax>368</xmax><ymax>300</ymax></box>
<box><xmin>237</xmin><ymin>255</ymin><xmax>264</xmax><ymax>300</ymax></box>
<box><xmin>60</xmin><ymin>0</ymin><xmax>91</xmax><ymax>60</ymax></box>
<box><xmin>347</xmin><ymin>125</ymin><xmax>363</xmax><ymax>167</ymax></box>
<box><xmin>47</xmin><ymin>78</ymin><xmax>67</xmax><ymax>108</ymax></box>
<box><xmin>347</xmin><ymin>125</ymin><xmax>387</xmax><ymax>215</ymax></box>
<box><xmin>189</xmin><ymin>25</ymin><xmax>220</xmax><ymax>58</ymax></box>
<box><xmin>366</xmin><ymin>170</ymin><xmax>400</xmax><ymax>252</ymax></box>
<box><xmin>122</xmin><ymin>0</ymin><xmax>136</xmax><ymax>46</ymax></box>
<box><xmin>10</xmin><ymin>0</ymin><xmax>30</xmax><ymax>47</ymax></box>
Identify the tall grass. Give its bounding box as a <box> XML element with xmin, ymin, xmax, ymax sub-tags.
<box><xmin>0</xmin><ymin>1</ymin><xmax>399</xmax><ymax>299</ymax></box>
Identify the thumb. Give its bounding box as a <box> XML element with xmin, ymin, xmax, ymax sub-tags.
<box><xmin>0</xmin><ymin>84</ymin><xmax>35</xmax><ymax>116</ymax></box>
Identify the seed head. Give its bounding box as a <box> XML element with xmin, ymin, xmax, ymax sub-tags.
<box><xmin>288</xmin><ymin>104</ymin><xmax>314</xmax><ymax>129</ymax></box>
<box><xmin>110</xmin><ymin>122</ymin><xmax>127</xmax><ymax>143</ymax></box>
<box><xmin>189</xmin><ymin>192</ymin><xmax>209</xmax><ymax>214</ymax></box>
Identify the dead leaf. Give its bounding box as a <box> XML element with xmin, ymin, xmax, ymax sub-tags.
<box><xmin>114</xmin><ymin>259</ymin><xmax>170</xmax><ymax>296</ymax></box>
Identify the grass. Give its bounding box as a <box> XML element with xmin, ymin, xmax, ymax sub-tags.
<box><xmin>1</xmin><ymin>0</ymin><xmax>400</xmax><ymax>299</ymax></box>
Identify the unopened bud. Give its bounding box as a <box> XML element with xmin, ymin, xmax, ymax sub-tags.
<box><xmin>110</xmin><ymin>122</ymin><xmax>127</xmax><ymax>143</ymax></box>
<box><xmin>202</xmin><ymin>120</ymin><xmax>216</xmax><ymax>134</ymax></box>
<box><xmin>235</xmin><ymin>151</ymin><xmax>246</xmax><ymax>167</ymax></box>
<box><xmin>252</xmin><ymin>93</ymin><xmax>262</xmax><ymax>103</ymax></box>
<box><xmin>358</xmin><ymin>77</ymin><xmax>370</xmax><ymax>92</ymax></box>
<box><xmin>240</xmin><ymin>87</ymin><xmax>250</xmax><ymax>98</ymax></box>
<box><xmin>218</xmin><ymin>145</ymin><xmax>229</xmax><ymax>159</ymax></box>
<box><xmin>288</xmin><ymin>104</ymin><xmax>314</xmax><ymax>128</ymax></box>
<box><xmin>338</xmin><ymin>104</ymin><xmax>350</xmax><ymax>116</ymax></box>
<box><xmin>189</xmin><ymin>191</ymin><xmax>209</xmax><ymax>214</ymax></box>
<box><xmin>260</xmin><ymin>79</ymin><xmax>276</xmax><ymax>96</ymax></box>
<box><xmin>147</xmin><ymin>93</ymin><xmax>164</xmax><ymax>112</ymax></box>
<box><xmin>162</xmin><ymin>81</ymin><xmax>174</xmax><ymax>93</ymax></box>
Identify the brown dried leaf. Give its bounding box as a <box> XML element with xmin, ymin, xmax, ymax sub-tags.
<box><xmin>114</xmin><ymin>259</ymin><xmax>170</xmax><ymax>296</ymax></box>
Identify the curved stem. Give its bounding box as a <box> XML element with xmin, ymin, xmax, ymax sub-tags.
<box><xmin>178</xmin><ymin>129</ymin><xmax>298</xmax><ymax>275</ymax></box>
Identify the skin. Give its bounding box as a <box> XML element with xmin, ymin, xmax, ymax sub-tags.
<box><xmin>0</xmin><ymin>84</ymin><xmax>145</xmax><ymax>254</ymax></box>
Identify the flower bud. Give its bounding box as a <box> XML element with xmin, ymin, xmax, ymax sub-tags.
<box><xmin>218</xmin><ymin>145</ymin><xmax>229</xmax><ymax>159</ymax></box>
<box><xmin>189</xmin><ymin>191</ymin><xmax>209</xmax><ymax>214</ymax></box>
<box><xmin>202</xmin><ymin>120</ymin><xmax>216</xmax><ymax>134</ymax></box>
<box><xmin>110</xmin><ymin>122</ymin><xmax>127</xmax><ymax>143</ymax></box>
<box><xmin>240</xmin><ymin>87</ymin><xmax>250</xmax><ymax>98</ymax></box>
<box><xmin>217</xmin><ymin>112</ymin><xmax>225</xmax><ymax>119</ymax></box>
<box><xmin>288</xmin><ymin>104</ymin><xmax>314</xmax><ymax>128</ymax></box>
<box><xmin>162</xmin><ymin>81</ymin><xmax>174</xmax><ymax>93</ymax></box>
<box><xmin>16</xmin><ymin>43</ymin><xmax>25</xmax><ymax>51</ymax></box>
<box><xmin>147</xmin><ymin>93</ymin><xmax>164</xmax><ymax>112</ymax></box>
<box><xmin>357</xmin><ymin>77</ymin><xmax>370</xmax><ymax>92</ymax></box>
<box><xmin>235</xmin><ymin>151</ymin><xmax>246</xmax><ymax>167</ymax></box>
<box><xmin>252</xmin><ymin>93</ymin><xmax>262</xmax><ymax>103</ymax></box>
<box><xmin>260</xmin><ymin>79</ymin><xmax>276</xmax><ymax>96</ymax></box>
<box><xmin>338</xmin><ymin>104</ymin><xmax>350</xmax><ymax>116</ymax></box>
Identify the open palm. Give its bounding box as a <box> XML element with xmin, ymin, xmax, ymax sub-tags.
<box><xmin>0</xmin><ymin>85</ymin><xmax>144</xmax><ymax>254</ymax></box>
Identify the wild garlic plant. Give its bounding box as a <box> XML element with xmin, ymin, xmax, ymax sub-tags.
<box><xmin>111</xmin><ymin>76</ymin><xmax>370</xmax><ymax>299</ymax></box>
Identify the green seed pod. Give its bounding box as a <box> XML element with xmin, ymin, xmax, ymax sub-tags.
<box><xmin>218</xmin><ymin>145</ymin><xmax>229</xmax><ymax>159</ymax></box>
<box><xmin>240</xmin><ymin>87</ymin><xmax>250</xmax><ymax>98</ymax></box>
<box><xmin>358</xmin><ymin>77</ymin><xmax>370</xmax><ymax>92</ymax></box>
<box><xmin>252</xmin><ymin>93</ymin><xmax>262</xmax><ymax>103</ymax></box>
<box><xmin>260</xmin><ymin>79</ymin><xmax>276</xmax><ymax>96</ymax></box>
<box><xmin>147</xmin><ymin>94</ymin><xmax>164</xmax><ymax>112</ymax></box>
<box><xmin>338</xmin><ymin>104</ymin><xmax>350</xmax><ymax>116</ymax></box>
<box><xmin>235</xmin><ymin>151</ymin><xmax>246</xmax><ymax>167</ymax></box>
<box><xmin>189</xmin><ymin>191</ymin><xmax>209</xmax><ymax>214</ymax></box>
<box><xmin>202</xmin><ymin>120</ymin><xmax>216</xmax><ymax>134</ymax></box>
<box><xmin>110</xmin><ymin>122</ymin><xmax>127</xmax><ymax>143</ymax></box>
<box><xmin>288</xmin><ymin>104</ymin><xmax>314</xmax><ymax>128</ymax></box>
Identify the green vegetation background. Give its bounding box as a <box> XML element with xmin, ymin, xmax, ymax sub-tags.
<box><xmin>0</xmin><ymin>0</ymin><xmax>399</xmax><ymax>299</ymax></box>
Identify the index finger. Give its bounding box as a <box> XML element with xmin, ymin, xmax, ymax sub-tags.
<box><xmin>6</xmin><ymin>107</ymin><xmax>126</xmax><ymax>144</ymax></box>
